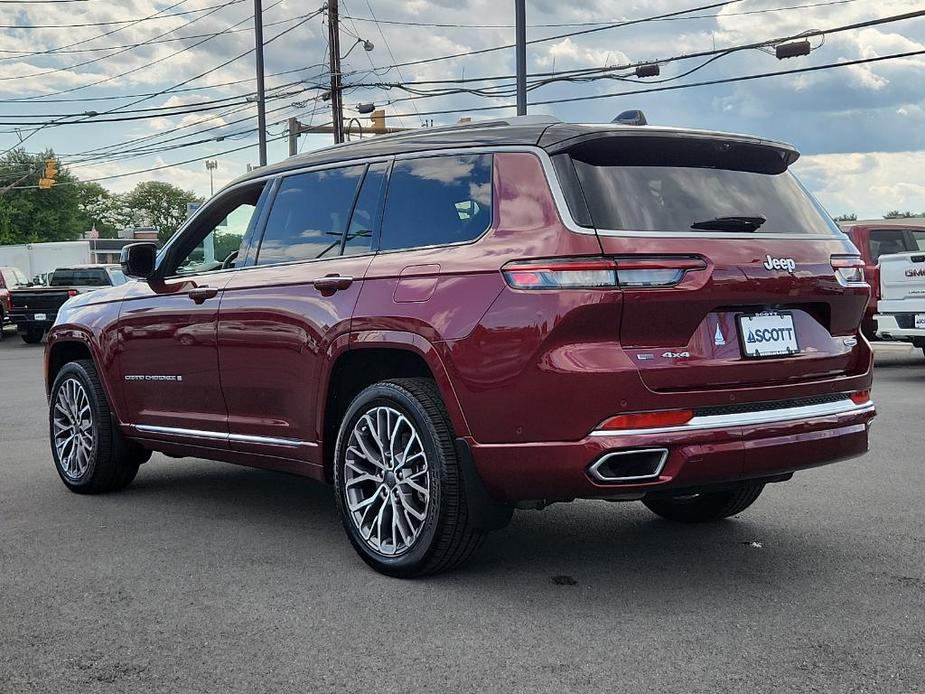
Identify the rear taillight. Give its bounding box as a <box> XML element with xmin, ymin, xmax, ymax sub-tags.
<box><xmin>850</xmin><ymin>390</ymin><xmax>871</xmax><ymax>405</ymax></box>
<box><xmin>598</xmin><ymin>409</ymin><xmax>694</xmax><ymax>431</ymax></box>
<box><xmin>831</xmin><ymin>255</ymin><xmax>866</xmax><ymax>287</ymax></box>
<box><xmin>615</xmin><ymin>256</ymin><xmax>707</xmax><ymax>287</ymax></box>
<box><xmin>502</xmin><ymin>256</ymin><xmax>706</xmax><ymax>290</ymax></box>
<box><xmin>502</xmin><ymin>258</ymin><xmax>617</xmax><ymax>289</ymax></box>
<box><xmin>67</xmin><ymin>290</ymin><xmax>78</xmax><ymax>297</ymax></box>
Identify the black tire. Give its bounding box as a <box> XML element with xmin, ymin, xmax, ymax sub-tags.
<box><xmin>22</xmin><ymin>327</ymin><xmax>43</xmax><ymax>344</ymax></box>
<box><xmin>49</xmin><ymin>359</ymin><xmax>146</xmax><ymax>493</ymax></box>
<box><xmin>333</xmin><ymin>378</ymin><xmax>486</xmax><ymax>578</ymax></box>
<box><xmin>642</xmin><ymin>481</ymin><xmax>765</xmax><ymax>523</ymax></box>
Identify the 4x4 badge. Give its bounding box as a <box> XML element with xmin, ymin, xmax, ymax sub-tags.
<box><xmin>714</xmin><ymin>324</ymin><xmax>726</xmax><ymax>346</ymax></box>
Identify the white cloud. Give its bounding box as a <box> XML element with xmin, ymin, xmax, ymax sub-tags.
<box><xmin>795</xmin><ymin>150</ymin><xmax>925</xmax><ymax>218</ymax></box>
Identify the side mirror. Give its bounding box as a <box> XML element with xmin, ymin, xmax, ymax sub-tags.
<box><xmin>120</xmin><ymin>242</ymin><xmax>157</xmax><ymax>279</ymax></box>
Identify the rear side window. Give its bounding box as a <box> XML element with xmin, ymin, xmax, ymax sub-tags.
<box><xmin>908</xmin><ymin>230</ymin><xmax>925</xmax><ymax>251</ymax></box>
<box><xmin>380</xmin><ymin>154</ymin><xmax>492</xmax><ymax>251</ymax></box>
<box><xmin>257</xmin><ymin>165</ymin><xmax>364</xmax><ymax>265</ymax></box>
<box><xmin>563</xmin><ymin>137</ymin><xmax>839</xmax><ymax>236</ymax></box>
<box><xmin>49</xmin><ymin>268</ymin><xmax>109</xmax><ymax>286</ymax></box>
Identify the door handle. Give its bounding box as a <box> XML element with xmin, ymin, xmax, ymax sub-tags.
<box><xmin>313</xmin><ymin>274</ymin><xmax>353</xmax><ymax>294</ymax></box>
<box><xmin>188</xmin><ymin>287</ymin><xmax>218</xmax><ymax>304</ymax></box>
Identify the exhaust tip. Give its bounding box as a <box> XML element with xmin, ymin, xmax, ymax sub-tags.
<box><xmin>588</xmin><ymin>448</ymin><xmax>668</xmax><ymax>483</ymax></box>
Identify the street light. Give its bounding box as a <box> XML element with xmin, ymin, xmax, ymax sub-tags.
<box><xmin>205</xmin><ymin>160</ymin><xmax>218</xmax><ymax>196</ymax></box>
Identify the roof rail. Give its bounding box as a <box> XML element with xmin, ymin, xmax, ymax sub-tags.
<box><xmin>311</xmin><ymin>114</ymin><xmax>562</xmax><ymax>154</ymax></box>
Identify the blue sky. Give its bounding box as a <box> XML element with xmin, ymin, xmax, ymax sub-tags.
<box><xmin>1</xmin><ymin>0</ymin><xmax>923</xmax><ymax>219</ymax></box>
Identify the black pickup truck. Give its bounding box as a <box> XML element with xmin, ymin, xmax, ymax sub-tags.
<box><xmin>10</xmin><ymin>265</ymin><xmax>127</xmax><ymax>343</ymax></box>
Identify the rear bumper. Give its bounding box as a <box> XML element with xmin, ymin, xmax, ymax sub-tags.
<box><xmin>8</xmin><ymin>313</ymin><xmax>55</xmax><ymax>331</ymax></box>
<box><xmin>468</xmin><ymin>398</ymin><xmax>875</xmax><ymax>502</ymax></box>
<box><xmin>875</xmin><ymin>314</ymin><xmax>925</xmax><ymax>342</ymax></box>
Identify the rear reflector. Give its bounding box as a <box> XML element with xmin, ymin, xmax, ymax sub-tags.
<box><xmin>598</xmin><ymin>409</ymin><xmax>694</xmax><ymax>431</ymax></box>
<box><xmin>850</xmin><ymin>390</ymin><xmax>871</xmax><ymax>405</ymax></box>
<box><xmin>67</xmin><ymin>290</ymin><xmax>78</xmax><ymax>297</ymax></box>
<box><xmin>502</xmin><ymin>256</ymin><xmax>706</xmax><ymax>290</ymax></box>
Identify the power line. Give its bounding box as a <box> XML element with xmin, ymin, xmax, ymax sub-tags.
<box><xmin>0</xmin><ymin>0</ymin><xmax>246</xmax><ymax>83</ymax></box>
<box><xmin>350</xmin><ymin>7</ymin><xmax>925</xmax><ymax>94</ymax></box>
<box><xmin>340</xmin><ymin>0</ymin><xmax>859</xmax><ymax>29</ymax></box>
<box><xmin>0</xmin><ymin>0</ymin><xmax>193</xmax><ymax>65</ymax></box>
<box><xmin>10</xmin><ymin>124</ymin><xmax>333</xmax><ymax>189</ymax></box>
<box><xmin>11</xmin><ymin>2</ymin><xmax>315</xmax><ymax>105</ymax></box>
<box><xmin>0</xmin><ymin>66</ymin><xmax>312</xmax><ymax>103</ymax></box>
<box><xmin>0</xmin><ymin>0</ymin><xmax>244</xmax><ymax>28</ymax></box>
<box><xmin>358</xmin><ymin>0</ymin><xmax>748</xmax><ymax>73</ymax></box>
<box><xmin>378</xmin><ymin>49</ymin><xmax>925</xmax><ymax>121</ymax></box>
<box><xmin>0</xmin><ymin>12</ymin><xmax>313</xmax><ymax>60</ymax></box>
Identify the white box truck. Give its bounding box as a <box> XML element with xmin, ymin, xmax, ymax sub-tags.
<box><xmin>0</xmin><ymin>241</ymin><xmax>90</xmax><ymax>281</ymax></box>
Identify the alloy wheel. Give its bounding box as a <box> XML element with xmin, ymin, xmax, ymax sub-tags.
<box><xmin>53</xmin><ymin>377</ymin><xmax>94</xmax><ymax>481</ymax></box>
<box><xmin>343</xmin><ymin>406</ymin><xmax>430</xmax><ymax>556</ymax></box>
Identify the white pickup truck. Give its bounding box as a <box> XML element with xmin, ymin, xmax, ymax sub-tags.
<box><xmin>876</xmin><ymin>251</ymin><xmax>925</xmax><ymax>354</ymax></box>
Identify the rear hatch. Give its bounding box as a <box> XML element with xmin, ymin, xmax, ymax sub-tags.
<box><xmin>878</xmin><ymin>251</ymin><xmax>925</xmax><ymax>314</ymax></box>
<box><xmin>548</xmin><ymin>131</ymin><xmax>869</xmax><ymax>392</ymax></box>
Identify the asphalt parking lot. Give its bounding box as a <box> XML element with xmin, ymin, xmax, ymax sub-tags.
<box><xmin>0</xmin><ymin>332</ymin><xmax>922</xmax><ymax>693</ymax></box>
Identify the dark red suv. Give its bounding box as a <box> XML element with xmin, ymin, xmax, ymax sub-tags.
<box><xmin>45</xmin><ymin>117</ymin><xmax>875</xmax><ymax>576</ymax></box>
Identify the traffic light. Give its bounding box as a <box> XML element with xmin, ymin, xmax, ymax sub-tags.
<box><xmin>38</xmin><ymin>158</ymin><xmax>58</xmax><ymax>189</ymax></box>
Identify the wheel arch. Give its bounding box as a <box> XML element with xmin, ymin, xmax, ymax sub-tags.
<box><xmin>45</xmin><ymin>332</ymin><xmax>124</xmax><ymax>424</ymax></box>
<box><xmin>320</xmin><ymin>331</ymin><xmax>470</xmax><ymax>481</ymax></box>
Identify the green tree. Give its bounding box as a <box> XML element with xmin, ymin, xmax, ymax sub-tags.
<box><xmin>883</xmin><ymin>210</ymin><xmax>925</xmax><ymax>219</ymax></box>
<box><xmin>0</xmin><ymin>148</ymin><xmax>84</xmax><ymax>244</ymax></box>
<box><xmin>833</xmin><ymin>213</ymin><xmax>857</xmax><ymax>222</ymax></box>
<box><xmin>74</xmin><ymin>181</ymin><xmax>130</xmax><ymax>238</ymax></box>
<box><xmin>123</xmin><ymin>180</ymin><xmax>202</xmax><ymax>242</ymax></box>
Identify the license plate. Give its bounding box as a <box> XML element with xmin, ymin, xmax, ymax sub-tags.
<box><xmin>34</xmin><ymin>313</ymin><xmax>46</xmax><ymax>321</ymax></box>
<box><xmin>738</xmin><ymin>312</ymin><xmax>799</xmax><ymax>358</ymax></box>
<box><xmin>916</xmin><ymin>314</ymin><xmax>925</xmax><ymax>329</ymax></box>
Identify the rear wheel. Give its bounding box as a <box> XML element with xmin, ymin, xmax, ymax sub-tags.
<box><xmin>642</xmin><ymin>481</ymin><xmax>765</xmax><ymax>523</ymax></box>
<box><xmin>334</xmin><ymin>378</ymin><xmax>486</xmax><ymax>577</ymax></box>
<box><xmin>49</xmin><ymin>360</ymin><xmax>147</xmax><ymax>493</ymax></box>
<box><xmin>22</xmin><ymin>327</ymin><xmax>43</xmax><ymax>344</ymax></box>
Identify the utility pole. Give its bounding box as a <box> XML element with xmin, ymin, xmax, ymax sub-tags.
<box><xmin>327</xmin><ymin>0</ymin><xmax>345</xmax><ymax>144</ymax></box>
<box><xmin>254</xmin><ymin>0</ymin><xmax>268</xmax><ymax>166</ymax></box>
<box><xmin>515</xmin><ymin>0</ymin><xmax>527</xmax><ymax>115</ymax></box>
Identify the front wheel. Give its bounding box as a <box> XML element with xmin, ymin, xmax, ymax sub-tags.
<box><xmin>49</xmin><ymin>360</ymin><xmax>146</xmax><ymax>493</ymax></box>
<box><xmin>642</xmin><ymin>481</ymin><xmax>765</xmax><ymax>523</ymax></box>
<box><xmin>333</xmin><ymin>378</ymin><xmax>486</xmax><ymax>577</ymax></box>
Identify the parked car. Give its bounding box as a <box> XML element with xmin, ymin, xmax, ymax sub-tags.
<box><xmin>840</xmin><ymin>222</ymin><xmax>925</xmax><ymax>338</ymax></box>
<box><xmin>0</xmin><ymin>265</ymin><xmax>29</xmax><ymax>340</ymax></box>
<box><xmin>874</xmin><ymin>251</ymin><xmax>925</xmax><ymax>353</ymax></box>
<box><xmin>11</xmin><ymin>264</ymin><xmax>126</xmax><ymax>343</ymax></box>
<box><xmin>44</xmin><ymin>117</ymin><xmax>875</xmax><ymax>577</ymax></box>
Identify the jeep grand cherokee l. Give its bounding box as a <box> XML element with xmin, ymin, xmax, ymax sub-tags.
<box><xmin>44</xmin><ymin>117</ymin><xmax>875</xmax><ymax>577</ymax></box>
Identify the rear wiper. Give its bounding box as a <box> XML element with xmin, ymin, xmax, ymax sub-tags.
<box><xmin>690</xmin><ymin>215</ymin><xmax>767</xmax><ymax>232</ymax></box>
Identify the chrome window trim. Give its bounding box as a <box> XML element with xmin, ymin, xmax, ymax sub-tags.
<box><xmin>589</xmin><ymin>399</ymin><xmax>875</xmax><ymax>438</ymax></box>
<box><xmin>133</xmin><ymin>424</ymin><xmax>310</xmax><ymax>448</ymax></box>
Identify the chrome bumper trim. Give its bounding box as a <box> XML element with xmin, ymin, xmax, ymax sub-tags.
<box><xmin>590</xmin><ymin>399</ymin><xmax>875</xmax><ymax>438</ymax></box>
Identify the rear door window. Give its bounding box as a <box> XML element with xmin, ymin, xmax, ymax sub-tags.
<box><xmin>344</xmin><ymin>162</ymin><xmax>389</xmax><ymax>256</ymax></box>
<box><xmin>379</xmin><ymin>154</ymin><xmax>492</xmax><ymax>251</ymax></box>
<box><xmin>257</xmin><ymin>166</ymin><xmax>364</xmax><ymax>265</ymax></box>
<box><xmin>563</xmin><ymin>136</ymin><xmax>839</xmax><ymax>236</ymax></box>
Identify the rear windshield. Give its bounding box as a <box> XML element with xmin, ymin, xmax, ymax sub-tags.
<box><xmin>49</xmin><ymin>268</ymin><xmax>111</xmax><ymax>286</ymax></box>
<box><xmin>563</xmin><ymin>136</ymin><xmax>839</xmax><ymax>236</ymax></box>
